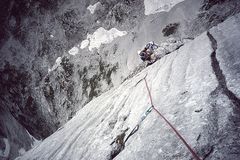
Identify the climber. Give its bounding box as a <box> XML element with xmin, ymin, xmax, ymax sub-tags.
<box><xmin>138</xmin><ymin>39</ymin><xmax>183</xmax><ymax>66</ymax></box>
<box><xmin>138</xmin><ymin>41</ymin><xmax>160</xmax><ymax>66</ymax></box>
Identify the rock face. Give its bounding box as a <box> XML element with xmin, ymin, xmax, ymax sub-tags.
<box><xmin>0</xmin><ymin>107</ymin><xmax>34</xmax><ymax>159</ymax></box>
<box><xmin>0</xmin><ymin>1</ymin><xmax>144</xmax><ymax>157</ymax></box>
<box><xmin>0</xmin><ymin>0</ymin><xmax>144</xmax><ymax>141</ymax></box>
<box><xmin>1</xmin><ymin>0</ymin><xmax>240</xmax><ymax>159</ymax></box>
<box><xmin>17</xmin><ymin>13</ymin><xmax>240</xmax><ymax>160</ymax></box>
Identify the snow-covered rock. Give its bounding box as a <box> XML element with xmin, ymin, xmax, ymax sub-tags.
<box><xmin>80</xmin><ymin>39</ymin><xmax>90</xmax><ymax>49</ymax></box>
<box><xmin>81</xmin><ymin>27</ymin><xmax>127</xmax><ymax>51</ymax></box>
<box><xmin>87</xmin><ymin>2</ymin><xmax>101</xmax><ymax>14</ymax></box>
<box><xmin>48</xmin><ymin>57</ymin><xmax>62</xmax><ymax>73</ymax></box>
<box><xmin>68</xmin><ymin>46</ymin><xmax>79</xmax><ymax>55</ymax></box>
<box><xmin>17</xmin><ymin>13</ymin><xmax>240</xmax><ymax>160</ymax></box>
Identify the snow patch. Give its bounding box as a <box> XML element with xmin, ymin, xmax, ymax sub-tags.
<box><xmin>55</xmin><ymin>57</ymin><xmax>62</xmax><ymax>65</ymax></box>
<box><xmin>87</xmin><ymin>2</ymin><xmax>101</xmax><ymax>14</ymax></box>
<box><xmin>48</xmin><ymin>57</ymin><xmax>62</xmax><ymax>73</ymax></box>
<box><xmin>81</xmin><ymin>27</ymin><xmax>127</xmax><ymax>51</ymax></box>
<box><xmin>144</xmin><ymin>0</ymin><xmax>185</xmax><ymax>15</ymax></box>
<box><xmin>80</xmin><ymin>39</ymin><xmax>89</xmax><ymax>49</ymax></box>
<box><xmin>68</xmin><ymin>46</ymin><xmax>79</xmax><ymax>55</ymax></box>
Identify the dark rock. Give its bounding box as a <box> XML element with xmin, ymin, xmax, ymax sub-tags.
<box><xmin>162</xmin><ymin>23</ymin><xmax>180</xmax><ymax>37</ymax></box>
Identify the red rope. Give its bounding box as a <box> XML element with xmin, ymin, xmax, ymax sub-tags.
<box><xmin>143</xmin><ymin>77</ymin><xmax>202</xmax><ymax>160</ymax></box>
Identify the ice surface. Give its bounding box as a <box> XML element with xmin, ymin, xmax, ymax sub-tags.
<box><xmin>87</xmin><ymin>2</ymin><xmax>101</xmax><ymax>14</ymax></box>
<box><xmin>144</xmin><ymin>0</ymin><xmax>185</xmax><ymax>15</ymax></box>
<box><xmin>81</xmin><ymin>27</ymin><xmax>127</xmax><ymax>51</ymax></box>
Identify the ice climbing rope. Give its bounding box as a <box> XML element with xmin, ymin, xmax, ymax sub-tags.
<box><xmin>143</xmin><ymin>77</ymin><xmax>202</xmax><ymax>160</ymax></box>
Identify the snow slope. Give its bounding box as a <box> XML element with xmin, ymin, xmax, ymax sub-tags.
<box><xmin>18</xmin><ymin>13</ymin><xmax>240</xmax><ymax>160</ymax></box>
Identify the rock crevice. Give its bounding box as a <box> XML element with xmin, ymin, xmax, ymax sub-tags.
<box><xmin>207</xmin><ymin>31</ymin><xmax>240</xmax><ymax>107</ymax></box>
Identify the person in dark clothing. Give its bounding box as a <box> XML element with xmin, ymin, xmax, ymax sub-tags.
<box><xmin>138</xmin><ymin>41</ymin><xmax>159</xmax><ymax>66</ymax></box>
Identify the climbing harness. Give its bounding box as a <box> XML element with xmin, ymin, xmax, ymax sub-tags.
<box><xmin>143</xmin><ymin>77</ymin><xmax>202</xmax><ymax>160</ymax></box>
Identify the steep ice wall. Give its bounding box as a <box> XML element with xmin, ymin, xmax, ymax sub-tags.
<box><xmin>18</xmin><ymin>14</ymin><xmax>240</xmax><ymax>160</ymax></box>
